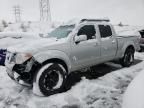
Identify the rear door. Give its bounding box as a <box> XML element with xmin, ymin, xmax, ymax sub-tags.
<box><xmin>98</xmin><ymin>24</ymin><xmax>117</xmax><ymax>60</ymax></box>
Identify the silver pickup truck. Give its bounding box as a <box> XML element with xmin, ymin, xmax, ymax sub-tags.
<box><xmin>5</xmin><ymin>19</ymin><xmax>140</xmax><ymax>96</ymax></box>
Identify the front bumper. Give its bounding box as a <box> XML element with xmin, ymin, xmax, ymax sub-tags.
<box><xmin>5</xmin><ymin>57</ymin><xmax>41</xmax><ymax>86</ymax></box>
<box><xmin>7</xmin><ymin>68</ymin><xmax>31</xmax><ymax>86</ymax></box>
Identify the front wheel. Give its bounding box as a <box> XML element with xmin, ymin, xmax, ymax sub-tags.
<box><xmin>120</xmin><ymin>48</ymin><xmax>135</xmax><ymax>67</ymax></box>
<box><xmin>33</xmin><ymin>63</ymin><xmax>67</xmax><ymax>96</ymax></box>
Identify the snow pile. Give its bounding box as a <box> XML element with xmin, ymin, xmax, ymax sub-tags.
<box><xmin>7</xmin><ymin>37</ymin><xmax>67</xmax><ymax>53</ymax></box>
<box><xmin>114</xmin><ymin>25</ymin><xmax>144</xmax><ymax>36</ymax></box>
<box><xmin>0</xmin><ymin>52</ymin><xmax>144</xmax><ymax>108</ymax></box>
<box><xmin>3</xmin><ymin>21</ymin><xmax>59</xmax><ymax>34</ymax></box>
<box><xmin>0</xmin><ymin>32</ymin><xmax>41</xmax><ymax>49</ymax></box>
<box><xmin>0</xmin><ymin>32</ymin><xmax>40</xmax><ymax>38</ymax></box>
<box><xmin>122</xmin><ymin>68</ymin><xmax>144</xmax><ymax>108</ymax></box>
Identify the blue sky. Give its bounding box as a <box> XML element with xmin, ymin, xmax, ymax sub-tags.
<box><xmin>0</xmin><ymin>0</ymin><xmax>144</xmax><ymax>25</ymax></box>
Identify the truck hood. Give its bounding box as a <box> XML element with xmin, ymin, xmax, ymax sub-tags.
<box><xmin>8</xmin><ymin>38</ymin><xmax>66</xmax><ymax>53</ymax></box>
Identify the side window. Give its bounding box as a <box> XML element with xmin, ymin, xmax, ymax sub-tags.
<box><xmin>98</xmin><ymin>25</ymin><xmax>112</xmax><ymax>38</ymax></box>
<box><xmin>77</xmin><ymin>25</ymin><xmax>96</xmax><ymax>40</ymax></box>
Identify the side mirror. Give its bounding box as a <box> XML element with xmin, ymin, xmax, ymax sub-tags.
<box><xmin>74</xmin><ymin>35</ymin><xmax>87</xmax><ymax>44</ymax></box>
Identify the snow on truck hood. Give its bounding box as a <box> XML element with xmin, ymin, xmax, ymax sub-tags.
<box><xmin>0</xmin><ymin>32</ymin><xmax>41</xmax><ymax>49</ymax></box>
<box><xmin>7</xmin><ymin>38</ymin><xmax>66</xmax><ymax>53</ymax></box>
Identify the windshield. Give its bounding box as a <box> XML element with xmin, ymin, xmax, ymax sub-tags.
<box><xmin>48</xmin><ymin>25</ymin><xmax>75</xmax><ymax>39</ymax></box>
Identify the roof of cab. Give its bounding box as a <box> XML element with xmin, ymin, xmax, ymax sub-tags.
<box><xmin>63</xmin><ymin>18</ymin><xmax>111</xmax><ymax>26</ymax></box>
<box><xmin>80</xmin><ymin>18</ymin><xmax>110</xmax><ymax>23</ymax></box>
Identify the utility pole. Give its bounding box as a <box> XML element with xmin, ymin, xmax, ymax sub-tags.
<box><xmin>39</xmin><ymin>0</ymin><xmax>51</xmax><ymax>22</ymax></box>
<box><xmin>13</xmin><ymin>5</ymin><xmax>21</xmax><ymax>23</ymax></box>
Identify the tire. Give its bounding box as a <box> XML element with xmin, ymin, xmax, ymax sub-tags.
<box><xmin>139</xmin><ymin>46</ymin><xmax>144</xmax><ymax>52</ymax></box>
<box><xmin>120</xmin><ymin>47</ymin><xmax>135</xmax><ymax>67</ymax></box>
<box><xmin>33</xmin><ymin>63</ymin><xmax>67</xmax><ymax>96</ymax></box>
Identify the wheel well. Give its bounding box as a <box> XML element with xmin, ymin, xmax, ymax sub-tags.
<box><xmin>126</xmin><ymin>45</ymin><xmax>135</xmax><ymax>52</ymax></box>
<box><xmin>42</xmin><ymin>58</ymin><xmax>68</xmax><ymax>72</ymax></box>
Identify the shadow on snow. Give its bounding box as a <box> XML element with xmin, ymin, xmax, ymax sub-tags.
<box><xmin>63</xmin><ymin>59</ymin><xmax>142</xmax><ymax>92</ymax></box>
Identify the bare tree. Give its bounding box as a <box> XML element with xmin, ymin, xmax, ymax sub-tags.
<box><xmin>2</xmin><ymin>20</ymin><xmax>8</xmax><ymax>28</ymax></box>
<box><xmin>20</xmin><ymin>23</ymin><xmax>27</xmax><ymax>32</ymax></box>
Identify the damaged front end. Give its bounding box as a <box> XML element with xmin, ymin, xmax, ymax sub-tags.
<box><xmin>5</xmin><ymin>52</ymin><xmax>41</xmax><ymax>86</ymax></box>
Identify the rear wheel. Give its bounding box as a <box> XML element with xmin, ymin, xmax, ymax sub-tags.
<box><xmin>139</xmin><ymin>46</ymin><xmax>144</xmax><ymax>52</ymax></box>
<box><xmin>120</xmin><ymin>47</ymin><xmax>135</xmax><ymax>67</ymax></box>
<box><xmin>33</xmin><ymin>63</ymin><xmax>67</xmax><ymax>96</ymax></box>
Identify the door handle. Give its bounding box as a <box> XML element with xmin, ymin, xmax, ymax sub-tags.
<box><xmin>94</xmin><ymin>42</ymin><xmax>99</xmax><ymax>46</ymax></box>
<box><xmin>112</xmin><ymin>40</ymin><xmax>116</xmax><ymax>44</ymax></box>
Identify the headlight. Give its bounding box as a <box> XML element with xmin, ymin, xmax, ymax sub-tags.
<box><xmin>15</xmin><ymin>53</ymin><xmax>32</xmax><ymax>64</ymax></box>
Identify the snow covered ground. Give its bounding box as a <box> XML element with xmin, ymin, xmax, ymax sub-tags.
<box><xmin>122</xmin><ymin>67</ymin><xmax>144</xmax><ymax>108</ymax></box>
<box><xmin>0</xmin><ymin>52</ymin><xmax>144</xmax><ymax>108</ymax></box>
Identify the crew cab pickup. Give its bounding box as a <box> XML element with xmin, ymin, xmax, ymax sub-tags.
<box><xmin>5</xmin><ymin>19</ymin><xmax>140</xmax><ymax>96</ymax></box>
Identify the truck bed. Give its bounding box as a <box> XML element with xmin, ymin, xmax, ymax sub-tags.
<box><xmin>116</xmin><ymin>35</ymin><xmax>140</xmax><ymax>58</ymax></box>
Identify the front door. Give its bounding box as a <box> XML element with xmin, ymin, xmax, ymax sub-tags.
<box><xmin>71</xmin><ymin>24</ymin><xmax>101</xmax><ymax>70</ymax></box>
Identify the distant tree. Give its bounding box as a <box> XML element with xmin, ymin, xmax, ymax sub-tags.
<box><xmin>51</xmin><ymin>23</ymin><xmax>56</xmax><ymax>28</ymax></box>
<box><xmin>118</xmin><ymin>22</ymin><xmax>123</xmax><ymax>27</ymax></box>
<box><xmin>27</xmin><ymin>21</ymin><xmax>31</xmax><ymax>29</ymax></box>
<box><xmin>20</xmin><ymin>23</ymin><xmax>27</xmax><ymax>32</ymax></box>
<box><xmin>2</xmin><ymin>20</ymin><xmax>8</xmax><ymax>28</ymax></box>
<box><xmin>28</xmin><ymin>21</ymin><xmax>31</xmax><ymax>24</ymax></box>
<box><xmin>0</xmin><ymin>28</ymin><xmax>3</xmax><ymax>32</ymax></box>
<box><xmin>0</xmin><ymin>25</ymin><xmax>3</xmax><ymax>32</ymax></box>
<box><xmin>8</xmin><ymin>22</ymin><xmax>12</xmax><ymax>24</ymax></box>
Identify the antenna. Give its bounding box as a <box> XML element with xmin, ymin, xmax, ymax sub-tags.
<box><xmin>39</xmin><ymin>0</ymin><xmax>51</xmax><ymax>22</ymax></box>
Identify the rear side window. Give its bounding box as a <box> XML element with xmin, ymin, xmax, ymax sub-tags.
<box><xmin>98</xmin><ymin>25</ymin><xmax>112</xmax><ymax>38</ymax></box>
